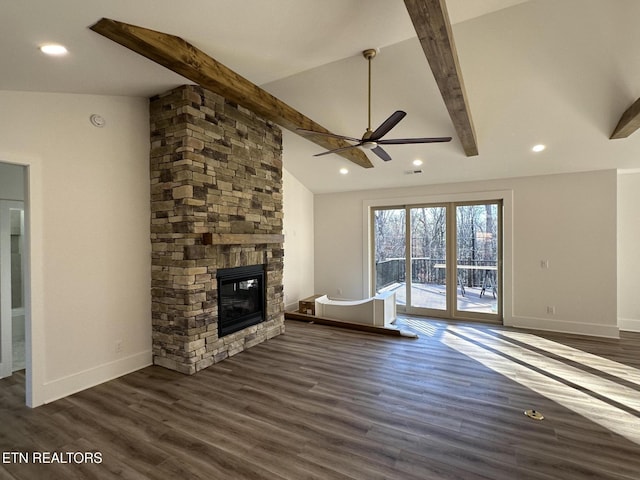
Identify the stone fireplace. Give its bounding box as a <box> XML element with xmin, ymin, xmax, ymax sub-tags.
<box><xmin>149</xmin><ymin>84</ymin><xmax>285</xmax><ymax>375</ymax></box>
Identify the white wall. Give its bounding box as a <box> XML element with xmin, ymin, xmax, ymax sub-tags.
<box><xmin>282</xmin><ymin>168</ymin><xmax>314</xmax><ymax>311</ymax></box>
<box><xmin>618</xmin><ymin>171</ymin><xmax>640</xmax><ymax>332</ymax></box>
<box><xmin>314</xmin><ymin>169</ymin><xmax>619</xmax><ymax>337</ymax></box>
<box><xmin>0</xmin><ymin>90</ymin><xmax>151</xmax><ymax>406</ymax></box>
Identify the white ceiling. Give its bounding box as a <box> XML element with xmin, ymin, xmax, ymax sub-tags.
<box><xmin>3</xmin><ymin>0</ymin><xmax>640</xmax><ymax>193</ymax></box>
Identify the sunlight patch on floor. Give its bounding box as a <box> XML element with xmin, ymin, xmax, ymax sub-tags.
<box><xmin>400</xmin><ymin>318</ymin><xmax>442</xmax><ymax>337</ymax></box>
<box><xmin>441</xmin><ymin>326</ymin><xmax>640</xmax><ymax>445</ymax></box>
<box><xmin>457</xmin><ymin>326</ymin><xmax>640</xmax><ymax>413</ymax></box>
<box><xmin>492</xmin><ymin>329</ymin><xmax>640</xmax><ymax>388</ymax></box>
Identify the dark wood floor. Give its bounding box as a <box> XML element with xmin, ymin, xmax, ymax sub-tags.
<box><xmin>2</xmin><ymin>317</ymin><xmax>640</xmax><ymax>479</ymax></box>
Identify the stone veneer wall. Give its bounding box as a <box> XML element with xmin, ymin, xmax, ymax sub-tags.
<box><xmin>149</xmin><ymin>84</ymin><xmax>285</xmax><ymax>374</ymax></box>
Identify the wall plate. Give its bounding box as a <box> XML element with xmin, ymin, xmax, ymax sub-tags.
<box><xmin>89</xmin><ymin>114</ymin><xmax>105</xmax><ymax>128</ymax></box>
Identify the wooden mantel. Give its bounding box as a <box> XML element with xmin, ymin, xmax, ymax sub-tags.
<box><xmin>202</xmin><ymin>233</ymin><xmax>285</xmax><ymax>246</ymax></box>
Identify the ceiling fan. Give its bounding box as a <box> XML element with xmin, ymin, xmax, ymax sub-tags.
<box><xmin>298</xmin><ymin>48</ymin><xmax>452</xmax><ymax>162</ymax></box>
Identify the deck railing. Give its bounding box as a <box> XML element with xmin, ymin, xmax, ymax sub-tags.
<box><xmin>376</xmin><ymin>258</ymin><xmax>497</xmax><ymax>290</ymax></box>
<box><xmin>376</xmin><ymin>258</ymin><xmax>406</xmax><ymax>290</ymax></box>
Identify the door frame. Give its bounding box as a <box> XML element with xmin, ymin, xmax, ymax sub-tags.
<box><xmin>364</xmin><ymin>189</ymin><xmax>514</xmax><ymax>325</ymax></box>
<box><xmin>0</xmin><ymin>159</ymin><xmax>39</xmax><ymax>407</ymax></box>
<box><xmin>371</xmin><ymin>200</ymin><xmax>503</xmax><ymax>323</ymax></box>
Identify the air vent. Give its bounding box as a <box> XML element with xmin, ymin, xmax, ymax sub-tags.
<box><xmin>405</xmin><ymin>169</ymin><xmax>423</xmax><ymax>175</ymax></box>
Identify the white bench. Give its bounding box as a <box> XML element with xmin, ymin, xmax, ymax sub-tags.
<box><xmin>314</xmin><ymin>291</ymin><xmax>397</xmax><ymax>327</ymax></box>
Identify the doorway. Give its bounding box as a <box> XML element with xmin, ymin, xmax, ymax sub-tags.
<box><xmin>372</xmin><ymin>200</ymin><xmax>502</xmax><ymax>323</ymax></box>
<box><xmin>0</xmin><ymin>162</ymin><xmax>27</xmax><ymax>381</ymax></box>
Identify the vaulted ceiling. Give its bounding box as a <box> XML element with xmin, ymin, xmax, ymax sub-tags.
<box><xmin>3</xmin><ymin>0</ymin><xmax>640</xmax><ymax>193</ymax></box>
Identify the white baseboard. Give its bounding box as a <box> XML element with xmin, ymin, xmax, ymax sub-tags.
<box><xmin>618</xmin><ymin>317</ymin><xmax>640</xmax><ymax>333</ymax></box>
<box><xmin>42</xmin><ymin>350</ymin><xmax>152</xmax><ymax>405</ymax></box>
<box><xmin>507</xmin><ymin>316</ymin><xmax>620</xmax><ymax>338</ymax></box>
<box><xmin>285</xmin><ymin>302</ymin><xmax>300</xmax><ymax>312</ymax></box>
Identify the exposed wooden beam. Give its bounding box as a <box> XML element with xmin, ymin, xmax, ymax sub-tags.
<box><xmin>404</xmin><ymin>0</ymin><xmax>478</xmax><ymax>156</ymax></box>
<box><xmin>90</xmin><ymin>18</ymin><xmax>373</xmax><ymax>168</ymax></box>
<box><xmin>611</xmin><ymin>97</ymin><xmax>640</xmax><ymax>139</ymax></box>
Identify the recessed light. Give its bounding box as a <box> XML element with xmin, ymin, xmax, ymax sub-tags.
<box><xmin>40</xmin><ymin>44</ymin><xmax>68</xmax><ymax>56</ymax></box>
<box><xmin>412</xmin><ymin>159</ymin><xmax>423</xmax><ymax>166</ymax></box>
<box><xmin>339</xmin><ymin>168</ymin><xmax>349</xmax><ymax>175</ymax></box>
<box><xmin>532</xmin><ymin>144</ymin><xmax>546</xmax><ymax>152</ymax></box>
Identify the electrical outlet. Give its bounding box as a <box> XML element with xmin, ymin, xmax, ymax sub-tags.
<box><xmin>115</xmin><ymin>340</ymin><xmax>123</xmax><ymax>353</ymax></box>
<box><xmin>337</xmin><ymin>288</ymin><xmax>343</xmax><ymax>296</ymax></box>
<box><xmin>540</xmin><ymin>260</ymin><xmax>549</xmax><ymax>269</ymax></box>
<box><xmin>546</xmin><ymin>306</ymin><xmax>556</xmax><ymax>315</ymax></box>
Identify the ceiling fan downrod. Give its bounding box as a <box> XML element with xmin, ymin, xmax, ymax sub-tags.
<box><xmin>362</xmin><ymin>48</ymin><xmax>377</xmax><ymax>137</ymax></box>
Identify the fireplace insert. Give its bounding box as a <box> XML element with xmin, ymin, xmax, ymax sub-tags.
<box><xmin>217</xmin><ymin>264</ymin><xmax>265</xmax><ymax>337</ymax></box>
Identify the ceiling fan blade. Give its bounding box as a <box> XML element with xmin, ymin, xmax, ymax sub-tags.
<box><xmin>370</xmin><ymin>110</ymin><xmax>407</xmax><ymax>141</ymax></box>
<box><xmin>313</xmin><ymin>143</ymin><xmax>362</xmax><ymax>157</ymax></box>
<box><xmin>378</xmin><ymin>136</ymin><xmax>452</xmax><ymax>145</ymax></box>
<box><xmin>371</xmin><ymin>146</ymin><xmax>392</xmax><ymax>162</ymax></box>
<box><xmin>297</xmin><ymin>128</ymin><xmax>361</xmax><ymax>143</ymax></box>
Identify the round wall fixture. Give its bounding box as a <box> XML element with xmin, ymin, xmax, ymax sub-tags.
<box><xmin>89</xmin><ymin>114</ymin><xmax>106</xmax><ymax>128</ymax></box>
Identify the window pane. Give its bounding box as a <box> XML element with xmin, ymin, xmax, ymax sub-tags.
<box><xmin>373</xmin><ymin>208</ymin><xmax>406</xmax><ymax>307</ymax></box>
<box><xmin>456</xmin><ymin>203</ymin><xmax>499</xmax><ymax>314</ymax></box>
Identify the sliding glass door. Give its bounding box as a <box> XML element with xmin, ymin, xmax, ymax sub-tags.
<box><xmin>408</xmin><ymin>205</ymin><xmax>447</xmax><ymax>314</ymax></box>
<box><xmin>373</xmin><ymin>200</ymin><xmax>502</xmax><ymax>322</ymax></box>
